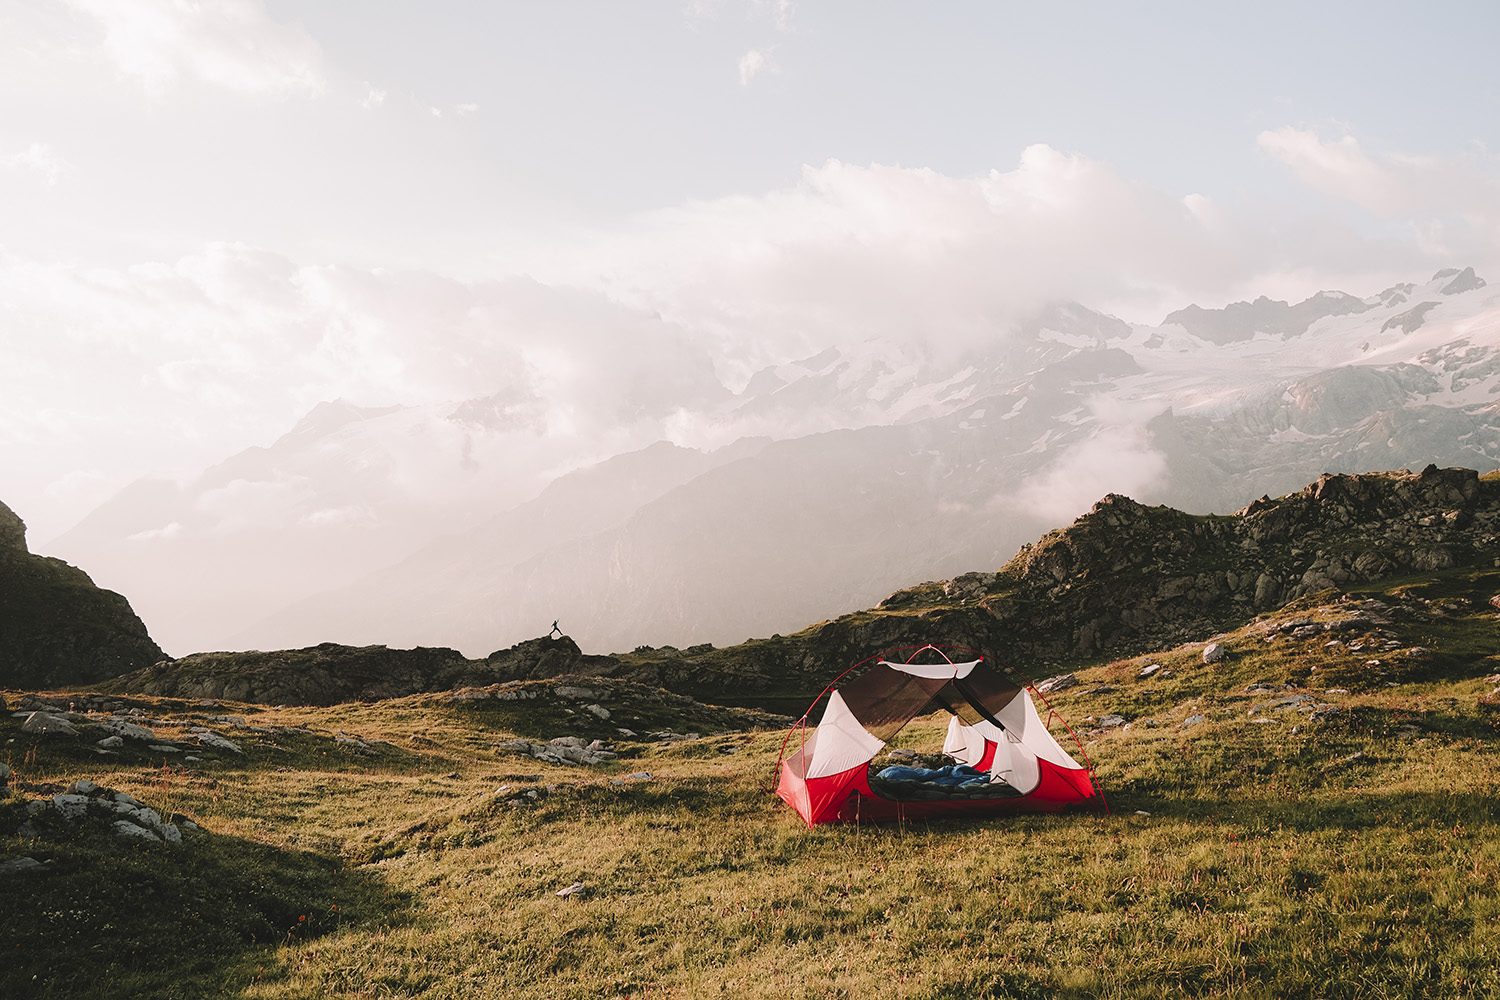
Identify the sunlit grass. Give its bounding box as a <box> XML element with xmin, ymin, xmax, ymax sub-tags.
<box><xmin>3</xmin><ymin>571</ymin><xmax>1499</xmax><ymax>997</ymax></box>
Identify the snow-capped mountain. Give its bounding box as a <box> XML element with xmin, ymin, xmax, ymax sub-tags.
<box><xmin>49</xmin><ymin>267</ymin><xmax>1500</xmax><ymax>656</ymax></box>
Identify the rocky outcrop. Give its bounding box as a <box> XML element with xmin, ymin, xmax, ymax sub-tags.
<box><xmin>3</xmin><ymin>778</ymin><xmax>202</xmax><ymax>845</ymax></box>
<box><xmin>974</xmin><ymin>464</ymin><xmax>1497</xmax><ymax>661</ymax></box>
<box><xmin>103</xmin><ymin>642</ymin><xmax>474</xmax><ymax>706</ymax></box>
<box><xmin>480</xmin><ymin>635</ymin><xmax>621</xmax><ymax>681</ymax></box>
<box><xmin>0</xmin><ymin>499</ymin><xmax>165</xmax><ymax>688</ymax></box>
<box><xmin>104</xmin><ymin>635</ymin><xmax>632</xmax><ymax>706</ymax></box>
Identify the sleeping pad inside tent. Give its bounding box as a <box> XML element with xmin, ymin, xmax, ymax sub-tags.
<box><xmin>775</xmin><ymin>645</ymin><xmax>1098</xmax><ymax>825</ymax></box>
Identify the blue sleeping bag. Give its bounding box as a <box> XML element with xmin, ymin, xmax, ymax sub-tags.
<box><xmin>874</xmin><ymin>763</ymin><xmax>991</xmax><ymax>790</ymax></box>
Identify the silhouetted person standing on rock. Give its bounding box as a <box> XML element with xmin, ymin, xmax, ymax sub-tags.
<box><xmin>548</xmin><ymin>620</ymin><xmax>562</xmax><ymax>639</ymax></box>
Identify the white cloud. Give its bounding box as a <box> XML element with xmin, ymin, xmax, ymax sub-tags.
<box><xmin>992</xmin><ymin>415</ymin><xmax>1169</xmax><ymax>523</ymax></box>
<box><xmin>555</xmin><ymin>145</ymin><xmax>1255</xmax><ymax>371</ymax></box>
<box><xmin>0</xmin><ymin>142</ymin><xmax>70</xmax><ymax>187</ymax></box>
<box><xmin>361</xmin><ymin>85</ymin><xmax>387</xmax><ymax>110</ymax></box>
<box><xmin>1259</xmin><ymin>127</ymin><xmax>1500</xmax><ymax>263</ymax></box>
<box><xmin>738</xmin><ymin>48</ymin><xmax>772</xmax><ymax>86</ymax></box>
<box><xmin>455</xmin><ymin>102</ymin><xmax>480</xmax><ymax>116</ymax></box>
<box><xmin>0</xmin><ymin>242</ymin><xmax>728</xmax><ymax>536</ymax></box>
<box><xmin>63</xmin><ymin>0</ymin><xmax>325</xmax><ymax>97</ymax></box>
<box><xmin>127</xmin><ymin>521</ymin><xmax>183</xmax><ymax>542</ymax></box>
<box><xmin>772</xmin><ymin>0</ymin><xmax>795</xmax><ymax>32</ymax></box>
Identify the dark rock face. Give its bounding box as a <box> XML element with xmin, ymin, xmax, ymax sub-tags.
<box><xmin>0</xmin><ymin>501</ymin><xmax>26</xmax><ymax>551</ymax></box>
<box><xmin>1163</xmin><ymin>291</ymin><xmax>1371</xmax><ymax>344</ymax></box>
<box><xmin>1439</xmin><ymin>266</ymin><xmax>1486</xmax><ymax>295</ymax></box>
<box><xmin>985</xmin><ymin>465</ymin><xmax>1496</xmax><ymax>661</ymax></box>
<box><xmin>481</xmin><ymin>635</ymin><xmax>620</xmax><ymax>681</ymax></box>
<box><xmin>0</xmin><ymin>500</ymin><xmax>165</xmax><ymax>688</ymax></box>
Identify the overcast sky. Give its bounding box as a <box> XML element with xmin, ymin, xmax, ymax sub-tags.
<box><xmin>4</xmin><ymin>0</ymin><xmax>1500</xmax><ymax>538</ymax></box>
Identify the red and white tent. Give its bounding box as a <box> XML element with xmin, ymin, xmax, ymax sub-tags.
<box><xmin>775</xmin><ymin>645</ymin><xmax>1098</xmax><ymax>825</ymax></box>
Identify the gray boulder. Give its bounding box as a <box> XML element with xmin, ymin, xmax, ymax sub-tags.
<box><xmin>112</xmin><ymin>820</ymin><xmax>161</xmax><ymax>842</ymax></box>
<box><xmin>101</xmin><ymin>718</ymin><xmax>156</xmax><ymax>742</ymax></box>
<box><xmin>195</xmin><ymin>731</ymin><xmax>243</xmax><ymax>753</ymax></box>
<box><xmin>22</xmin><ymin>712</ymin><xmax>78</xmax><ymax>737</ymax></box>
<box><xmin>51</xmin><ymin>793</ymin><xmax>90</xmax><ymax>819</ymax></box>
<box><xmin>1034</xmin><ymin>673</ymin><xmax>1078</xmax><ymax>694</ymax></box>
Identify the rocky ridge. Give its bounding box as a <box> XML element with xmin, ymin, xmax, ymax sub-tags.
<box><xmin>103</xmin><ymin>635</ymin><xmax>633</xmax><ymax>707</ymax></box>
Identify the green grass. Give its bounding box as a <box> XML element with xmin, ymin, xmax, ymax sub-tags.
<box><xmin>3</xmin><ymin>574</ymin><xmax>1499</xmax><ymax>998</ymax></box>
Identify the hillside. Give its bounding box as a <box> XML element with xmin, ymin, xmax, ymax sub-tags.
<box><xmin>2</xmin><ymin>562</ymin><xmax>1497</xmax><ymax>996</ymax></box>
<box><xmin>0</xmin><ymin>500</ymin><xmax>164</xmax><ymax>689</ymax></box>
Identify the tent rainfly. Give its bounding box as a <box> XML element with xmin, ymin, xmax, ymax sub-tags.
<box><xmin>775</xmin><ymin>645</ymin><xmax>1099</xmax><ymax>825</ymax></box>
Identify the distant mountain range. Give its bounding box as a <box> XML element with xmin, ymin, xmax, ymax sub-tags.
<box><xmin>45</xmin><ymin>266</ymin><xmax>1500</xmax><ymax>656</ymax></box>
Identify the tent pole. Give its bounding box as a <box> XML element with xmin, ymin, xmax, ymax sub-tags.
<box><xmin>1028</xmin><ymin>683</ymin><xmax>1112</xmax><ymax>815</ymax></box>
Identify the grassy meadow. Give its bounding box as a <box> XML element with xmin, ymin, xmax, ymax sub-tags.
<box><xmin>3</xmin><ymin>576</ymin><xmax>1499</xmax><ymax>998</ymax></box>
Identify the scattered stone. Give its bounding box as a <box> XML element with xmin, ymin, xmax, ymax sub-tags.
<box><xmin>1137</xmin><ymin>663</ymin><xmax>1165</xmax><ymax>679</ymax></box>
<box><xmin>112</xmin><ymin>820</ymin><xmax>161</xmax><ymax>843</ymax></box>
<box><xmin>1202</xmin><ymin>643</ymin><xmax>1227</xmax><ymax>664</ymax></box>
<box><xmin>1180</xmin><ymin>714</ymin><xmax>1205</xmax><ymax>729</ymax></box>
<box><xmin>1097</xmin><ymin>715</ymin><xmax>1127</xmax><ymax>729</ymax></box>
<box><xmin>21</xmin><ymin>712</ymin><xmax>78</xmax><ymax>737</ymax></box>
<box><xmin>555</xmin><ymin>882</ymin><xmax>587</xmax><ymax>900</ymax></box>
<box><xmin>623</xmin><ymin>771</ymin><xmax>653</xmax><ymax>782</ymax></box>
<box><xmin>97</xmin><ymin>735</ymin><xmax>125</xmax><ymax>749</ymax></box>
<box><xmin>147</xmin><ymin>745</ymin><xmax>181</xmax><ymax>754</ymax></box>
<box><xmin>616</xmin><ymin>728</ymin><xmax>638</xmax><ymax>738</ymax></box>
<box><xmin>67</xmin><ymin>780</ymin><xmax>98</xmax><ymax>796</ymax></box>
<box><xmin>1035</xmin><ymin>673</ymin><xmax>1077</xmax><ymax>694</ymax></box>
<box><xmin>584</xmin><ymin>704</ymin><xmax>611</xmax><ymax>721</ymax></box>
<box><xmin>1133</xmin><ymin>810</ymin><xmax>1151</xmax><ymax>817</ymax></box>
<box><xmin>0</xmin><ymin>762</ymin><xmax>10</xmax><ymax>787</ymax></box>
<box><xmin>51</xmin><ymin>794</ymin><xmax>90</xmax><ymax>819</ymax></box>
<box><xmin>0</xmin><ymin>857</ymin><xmax>45</xmax><ymax>876</ymax></box>
<box><xmin>196</xmin><ymin>731</ymin><xmax>243</xmax><ymax>753</ymax></box>
<box><xmin>554</xmin><ymin>686</ymin><xmax>598</xmax><ymax>701</ymax></box>
<box><xmin>100</xmin><ymin>718</ymin><xmax>155</xmax><ymax>742</ymax></box>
